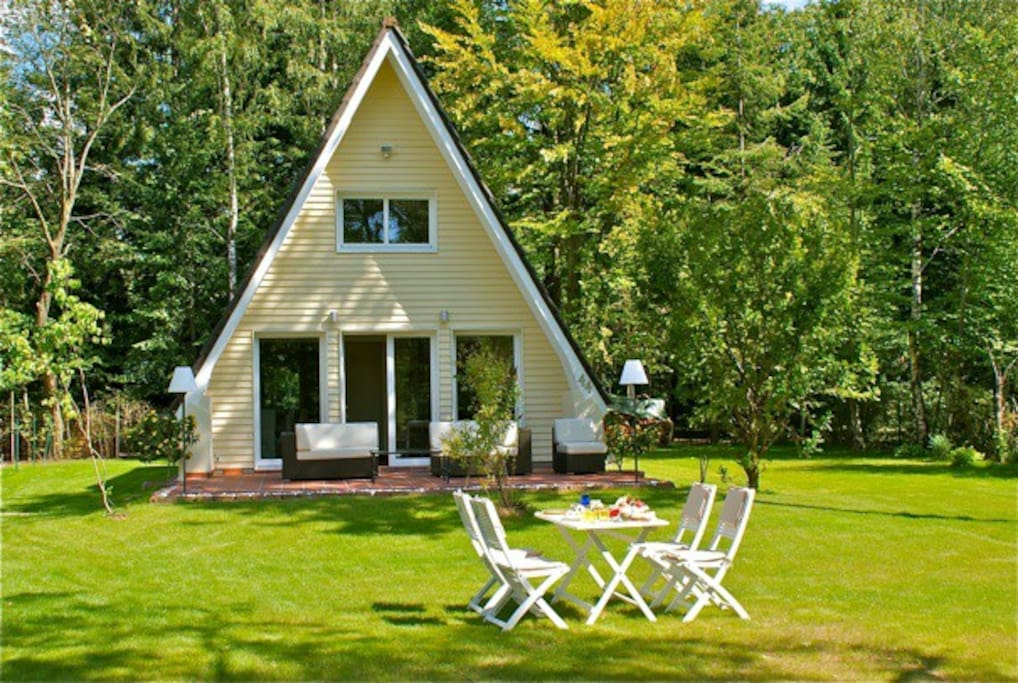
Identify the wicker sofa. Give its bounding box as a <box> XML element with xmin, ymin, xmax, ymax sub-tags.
<box><xmin>428</xmin><ymin>420</ymin><xmax>532</xmax><ymax>478</ymax></box>
<box><xmin>279</xmin><ymin>422</ymin><xmax>378</xmax><ymax>480</ymax></box>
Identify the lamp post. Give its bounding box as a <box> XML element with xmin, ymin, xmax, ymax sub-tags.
<box><xmin>619</xmin><ymin>360</ymin><xmax>649</xmax><ymax>482</ymax></box>
<box><xmin>168</xmin><ymin>366</ymin><xmax>197</xmax><ymax>494</ymax></box>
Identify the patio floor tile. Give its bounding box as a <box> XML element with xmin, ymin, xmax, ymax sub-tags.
<box><xmin>151</xmin><ymin>466</ymin><xmax>672</xmax><ymax>502</ymax></box>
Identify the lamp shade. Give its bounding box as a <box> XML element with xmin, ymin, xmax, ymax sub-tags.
<box><xmin>619</xmin><ymin>359</ymin><xmax>649</xmax><ymax>387</ymax></box>
<box><xmin>168</xmin><ymin>366</ymin><xmax>198</xmax><ymax>394</ymax></box>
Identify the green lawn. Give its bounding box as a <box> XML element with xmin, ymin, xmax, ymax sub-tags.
<box><xmin>2</xmin><ymin>447</ymin><xmax>1016</xmax><ymax>681</ymax></box>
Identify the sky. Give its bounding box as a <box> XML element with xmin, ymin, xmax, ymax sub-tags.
<box><xmin>765</xmin><ymin>0</ymin><xmax>813</xmax><ymax>10</ymax></box>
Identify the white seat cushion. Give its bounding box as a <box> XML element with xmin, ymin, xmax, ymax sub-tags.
<box><xmin>557</xmin><ymin>441</ymin><xmax>607</xmax><ymax>455</ymax></box>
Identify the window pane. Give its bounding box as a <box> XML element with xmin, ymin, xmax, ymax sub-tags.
<box><xmin>259</xmin><ymin>338</ymin><xmax>320</xmax><ymax>460</ymax></box>
<box><xmin>395</xmin><ymin>338</ymin><xmax>432</xmax><ymax>450</ymax></box>
<box><xmin>343</xmin><ymin>198</ymin><xmax>384</xmax><ymax>243</ymax></box>
<box><xmin>456</xmin><ymin>335</ymin><xmax>515</xmax><ymax>420</ymax></box>
<box><xmin>388</xmin><ymin>199</ymin><xmax>429</xmax><ymax>244</ymax></box>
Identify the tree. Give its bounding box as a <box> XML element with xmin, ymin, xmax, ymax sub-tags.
<box><xmin>646</xmin><ymin>1</ymin><xmax>860</xmax><ymax>488</ymax></box>
<box><xmin>1</xmin><ymin>0</ymin><xmax>139</xmax><ymax>455</ymax></box>
<box><xmin>860</xmin><ymin>0</ymin><xmax>1018</xmax><ymax>448</ymax></box>
<box><xmin>423</xmin><ymin>0</ymin><xmax>718</xmax><ymax>377</ymax></box>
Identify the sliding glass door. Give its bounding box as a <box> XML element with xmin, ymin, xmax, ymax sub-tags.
<box><xmin>344</xmin><ymin>335</ymin><xmax>434</xmax><ymax>466</ymax></box>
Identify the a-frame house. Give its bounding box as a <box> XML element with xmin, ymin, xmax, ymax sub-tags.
<box><xmin>182</xmin><ymin>20</ymin><xmax>608</xmax><ymax>475</ymax></box>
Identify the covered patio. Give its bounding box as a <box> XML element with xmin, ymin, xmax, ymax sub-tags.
<box><xmin>152</xmin><ymin>465</ymin><xmax>672</xmax><ymax>502</ymax></box>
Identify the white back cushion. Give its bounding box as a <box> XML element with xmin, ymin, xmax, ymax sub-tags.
<box><xmin>430</xmin><ymin>420</ymin><xmax>518</xmax><ymax>450</ymax></box>
<box><xmin>554</xmin><ymin>418</ymin><xmax>598</xmax><ymax>444</ymax></box>
<box><xmin>501</xmin><ymin>421</ymin><xmax>519</xmax><ymax>448</ymax></box>
<box><xmin>429</xmin><ymin>421</ymin><xmax>455</xmax><ymax>451</ymax></box>
<box><xmin>296</xmin><ymin>422</ymin><xmax>378</xmax><ymax>450</ymax></box>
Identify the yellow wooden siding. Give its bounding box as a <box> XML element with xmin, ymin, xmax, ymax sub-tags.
<box><xmin>207</xmin><ymin>58</ymin><xmax>571</xmax><ymax>468</ymax></box>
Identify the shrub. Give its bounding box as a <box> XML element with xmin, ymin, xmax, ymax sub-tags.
<box><xmin>949</xmin><ymin>446</ymin><xmax>981</xmax><ymax>468</ymax></box>
<box><xmin>604</xmin><ymin>412</ymin><xmax>658</xmax><ymax>473</ymax></box>
<box><xmin>894</xmin><ymin>443</ymin><xmax>928</xmax><ymax>459</ymax></box>
<box><xmin>123</xmin><ymin>410</ymin><xmax>196</xmax><ymax>464</ymax></box>
<box><xmin>928</xmin><ymin>434</ymin><xmax>952</xmax><ymax>461</ymax></box>
<box><xmin>444</xmin><ymin>341</ymin><xmax>520</xmax><ymax>510</ymax></box>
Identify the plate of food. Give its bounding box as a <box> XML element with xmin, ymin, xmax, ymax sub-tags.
<box><xmin>538</xmin><ymin>509</ymin><xmax>567</xmax><ymax>518</ymax></box>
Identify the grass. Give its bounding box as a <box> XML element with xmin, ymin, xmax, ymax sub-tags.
<box><xmin>2</xmin><ymin>446</ymin><xmax>1016</xmax><ymax>681</ymax></box>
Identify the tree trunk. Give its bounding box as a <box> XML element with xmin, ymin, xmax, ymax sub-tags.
<box><xmin>218</xmin><ymin>21</ymin><xmax>239</xmax><ymax>302</ymax></box>
<box><xmin>849</xmin><ymin>398</ymin><xmax>865</xmax><ymax>451</ymax></box>
<box><xmin>908</xmin><ymin>229</ymin><xmax>928</xmax><ymax>445</ymax></box>
<box><xmin>745</xmin><ymin>462</ymin><xmax>760</xmax><ymax>490</ymax></box>
<box><xmin>35</xmin><ymin>240</ymin><xmax>67</xmax><ymax>459</ymax></box>
<box><xmin>989</xmin><ymin>351</ymin><xmax>1016</xmax><ymax>461</ymax></box>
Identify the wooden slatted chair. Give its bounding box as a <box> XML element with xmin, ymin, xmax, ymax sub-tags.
<box><xmin>468</xmin><ymin>495</ymin><xmax>570</xmax><ymax>631</ymax></box>
<box><xmin>452</xmin><ymin>490</ymin><xmax>517</xmax><ymax>615</ymax></box>
<box><xmin>647</xmin><ymin>486</ymin><xmax>756</xmax><ymax>622</ymax></box>
<box><xmin>631</xmin><ymin>482</ymin><xmax>717</xmax><ymax>600</ymax></box>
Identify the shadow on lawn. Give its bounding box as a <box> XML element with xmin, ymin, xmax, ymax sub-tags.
<box><xmin>4</xmin><ymin>588</ymin><xmax>1009</xmax><ymax>681</ymax></box>
<box><xmin>814</xmin><ymin>460</ymin><xmax>1018</xmax><ymax>479</ymax></box>
<box><xmin>182</xmin><ymin>493</ymin><xmax>465</xmax><ymax>537</ymax></box>
<box><xmin>1</xmin><ymin>465</ymin><xmax>174</xmax><ymax>519</ymax></box>
<box><xmin>757</xmin><ymin>499</ymin><xmax>1014</xmax><ymax>524</ymax></box>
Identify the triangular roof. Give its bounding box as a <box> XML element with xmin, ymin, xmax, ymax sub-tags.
<box><xmin>191</xmin><ymin>20</ymin><xmax>608</xmax><ymax>410</ymax></box>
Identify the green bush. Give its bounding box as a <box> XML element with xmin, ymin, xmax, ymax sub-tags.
<box><xmin>929</xmin><ymin>434</ymin><xmax>953</xmax><ymax>461</ymax></box>
<box><xmin>123</xmin><ymin>410</ymin><xmax>196</xmax><ymax>464</ymax></box>
<box><xmin>949</xmin><ymin>445</ymin><xmax>981</xmax><ymax>468</ymax></box>
<box><xmin>894</xmin><ymin>443</ymin><xmax>928</xmax><ymax>459</ymax></box>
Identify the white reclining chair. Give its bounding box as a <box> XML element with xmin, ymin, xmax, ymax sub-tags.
<box><xmin>645</xmin><ymin>486</ymin><xmax>756</xmax><ymax>622</ymax></box>
<box><xmin>468</xmin><ymin>495</ymin><xmax>570</xmax><ymax>631</ymax></box>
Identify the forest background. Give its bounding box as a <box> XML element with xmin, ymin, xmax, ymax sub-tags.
<box><xmin>1</xmin><ymin>0</ymin><xmax>1015</xmax><ymax>478</ymax></box>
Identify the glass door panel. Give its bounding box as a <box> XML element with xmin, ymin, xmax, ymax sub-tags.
<box><xmin>259</xmin><ymin>338</ymin><xmax>320</xmax><ymax>461</ymax></box>
<box><xmin>394</xmin><ymin>337</ymin><xmax>431</xmax><ymax>451</ymax></box>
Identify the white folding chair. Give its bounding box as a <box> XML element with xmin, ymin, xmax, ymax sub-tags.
<box><xmin>453</xmin><ymin>490</ymin><xmax>537</xmax><ymax>615</ymax></box>
<box><xmin>453</xmin><ymin>490</ymin><xmax>504</xmax><ymax>614</ymax></box>
<box><xmin>632</xmin><ymin>482</ymin><xmax>717</xmax><ymax>600</ymax></box>
<box><xmin>468</xmin><ymin>495</ymin><xmax>570</xmax><ymax>631</ymax></box>
<box><xmin>646</xmin><ymin>486</ymin><xmax>756</xmax><ymax>622</ymax></box>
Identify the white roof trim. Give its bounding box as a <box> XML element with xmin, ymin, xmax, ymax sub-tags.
<box><xmin>193</xmin><ymin>35</ymin><xmax>393</xmax><ymax>391</ymax></box>
<box><xmin>384</xmin><ymin>35</ymin><xmax>605</xmax><ymax>412</ymax></box>
<box><xmin>193</xmin><ymin>29</ymin><xmax>605</xmax><ymax>414</ymax></box>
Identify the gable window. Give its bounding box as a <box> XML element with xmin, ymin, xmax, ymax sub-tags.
<box><xmin>337</xmin><ymin>192</ymin><xmax>435</xmax><ymax>251</ymax></box>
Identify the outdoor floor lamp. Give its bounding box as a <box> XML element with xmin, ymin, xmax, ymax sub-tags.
<box><xmin>619</xmin><ymin>359</ymin><xmax>649</xmax><ymax>399</ymax></box>
<box><xmin>619</xmin><ymin>359</ymin><xmax>649</xmax><ymax>482</ymax></box>
<box><xmin>168</xmin><ymin>366</ymin><xmax>198</xmax><ymax>493</ymax></box>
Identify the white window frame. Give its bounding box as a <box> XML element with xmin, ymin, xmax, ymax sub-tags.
<box><xmin>336</xmin><ymin>190</ymin><xmax>437</xmax><ymax>252</ymax></box>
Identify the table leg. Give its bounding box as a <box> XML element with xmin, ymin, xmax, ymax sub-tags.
<box><xmin>549</xmin><ymin>526</ymin><xmax>602</xmax><ymax>612</ymax></box>
<box><xmin>585</xmin><ymin>529</ymin><xmax>658</xmax><ymax>625</ymax></box>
